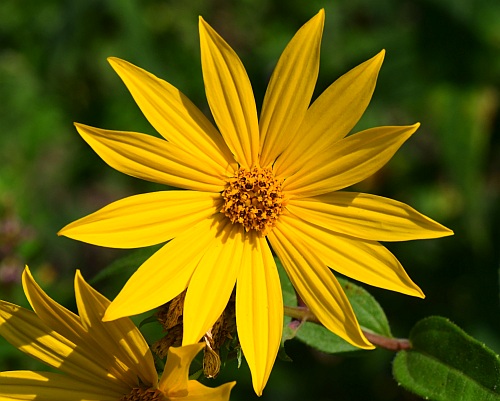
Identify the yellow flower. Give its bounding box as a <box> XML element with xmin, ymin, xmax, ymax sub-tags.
<box><xmin>0</xmin><ymin>267</ymin><xmax>234</xmax><ymax>401</ymax></box>
<box><xmin>59</xmin><ymin>10</ymin><xmax>452</xmax><ymax>394</ymax></box>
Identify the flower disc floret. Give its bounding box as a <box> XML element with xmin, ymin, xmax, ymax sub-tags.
<box><xmin>120</xmin><ymin>387</ymin><xmax>166</xmax><ymax>401</ymax></box>
<box><xmin>222</xmin><ymin>167</ymin><xmax>285</xmax><ymax>234</ymax></box>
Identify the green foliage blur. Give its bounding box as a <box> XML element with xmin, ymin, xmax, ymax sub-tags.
<box><xmin>0</xmin><ymin>0</ymin><xmax>499</xmax><ymax>400</ymax></box>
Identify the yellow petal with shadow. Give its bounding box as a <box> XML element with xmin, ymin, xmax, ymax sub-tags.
<box><xmin>236</xmin><ymin>233</ymin><xmax>283</xmax><ymax>396</ymax></box>
<box><xmin>59</xmin><ymin>191</ymin><xmax>221</xmax><ymax>248</ymax></box>
<box><xmin>199</xmin><ymin>17</ymin><xmax>259</xmax><ymax>168</ymax></box>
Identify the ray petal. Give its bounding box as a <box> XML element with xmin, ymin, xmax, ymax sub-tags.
<box><xmin>22</xmin><ymin>267</ymin><xmax>86</xmax><ymax>345</ymax></box>
<box><xmin>75</xmin><ymin>271</ymin><xmax>158</xmax><ymax>387</ymax></box>
<box><xmin>75</xmin><ymin>123</ymin><xmax>227</xmax><ymax>192</ymax></box>
<box><xmin>103</xmin><ymin>215</ymin><xmax>225</xmax><ymax>321</ymax></box>
<box><xmin>278</xmin><ymin>214</ymin><xmax>424</xmax><ymax>297</ymax></box>
<box><xmin>0</xmin><ymin>302</ymin><xmax>120</xmax><ymax>389</ymax></box>
<box><xmin>275</xmin><ymin>50</ymin><xmax>385</xmax><ymax>177</ymax></box>
<box><xmin>0</xmin><ymin>371</ymin><xmax>124</xmax><ymax>401</ymax></box>
<box><xmin>287</xmin><ymin>192</ymin><xmax>453</xmax><ymax>241</ymax></box>
<box><xmin>284</xmin><ymin>124</ymin><xmax>419</xmax><ymax>197</ymax></box>
<box><xmin>199</xmin><ymin>17</ymin><xmax>259</xmax><ymax>168</ymax></box>
<box><xmin>182</xmin><ymin>220</ymin><xmax>243</xmax><ymax>345</ymax></box>
<box><xmin>21</xmin><ymin>269</ymin><xmax>138</xmax><ymax>389</ymax></box>
<box><xmin>58</xmin><ymin>191</ymin><xmax>221</xmax><ymax>248</ymax></box>
<box><xmin>236</xmin><ymin>233</ymin><xmax>283</xmax><ymax>396</ymax></box>
<box><xmin>268</xmin><ymin>223</ymin><xmax>373</xmax><ymax>349</ymax></box>
<box><xmin>184</xmin><ymin>380</ymin><xmax>236</xmax><ymax>401</ymax></box>
<box><xmin>108</xmin><ymin>57</ymin><xmax>235</xmax><ymax>172</ymax></box>
<box><xmin>259</xmin><ymin>10</ymin><xmax>324</xmax><ymax>167</ymax></box>
<box><xmin>159</xmin><ymin>343</ymin><xmax>204</xmax><ymax>396</ymax></box>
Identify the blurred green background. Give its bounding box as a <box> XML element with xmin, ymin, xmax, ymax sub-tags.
<box><xmin>0</xmin><ymin>0</ymin><xmax>499</xmax><ymax>400</ymax></box>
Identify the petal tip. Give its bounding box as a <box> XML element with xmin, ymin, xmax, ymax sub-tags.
<box><xmin>410</xmin><ymin>285</ymin><xmax>425</xmax><ymax>299</ymax></box>
<box><xmin>372</xmin><ymin>49</ymin><xmax>386</xmax><ymax>67</ymax></box>
<box><xmin>107</xmin><ymin>56</ymin><xmax>122</xmax><ymax>67</ymax></box>
<box><xmin>102</xmin><ymin>304</ymin><xmax>121</xmax><ymax>322</ymax></box>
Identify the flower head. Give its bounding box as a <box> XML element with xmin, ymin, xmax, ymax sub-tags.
<box><xmin>0</xmin><ymin>267</ymin><xmax>234</xmax><ymax>401</ymax></box>
<box><xmin>59</xmin><ymin>9</ymin><xmax>453</xmax><ymax>395</ymax></box>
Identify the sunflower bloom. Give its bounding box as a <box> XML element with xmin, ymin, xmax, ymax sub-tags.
<box><xmin>0</xmin><ymin>267</ymin><xmax>234</xmax><ymax>401</ymax></box>
<box><xmin>59</xmin><ymin>10</ymin><xmax>453</xmax><ymax>394</ymax></box>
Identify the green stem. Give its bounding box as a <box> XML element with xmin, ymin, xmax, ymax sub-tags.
<box><xmin>283</xmin><ymin>305</ymin><xmax>411</xmax><ymax>351</ymax></box>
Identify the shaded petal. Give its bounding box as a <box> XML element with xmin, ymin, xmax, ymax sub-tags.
<box><xmin>277</xmin><ymin>214</ymin><xmax>424</xmax><ymax>297</ymax></box>
<box><xmin>0</xmin><ymin>302</ymin><xmax>121</xmax><ymax>389</ymax></box>
<box><xmin>182</xmin><ymin>220</ymin><xmax>243</xmax><ymax>345</ymax></box>
<box><xmin>184</xmin><ymin>380</ymin><xmax>235</xmax><ymax>401</ymax></box>
<box><xmin>104</xmin><ymin>215</ymin><xmax>224</xmax><ymax>321</ymax></box>
<box><xmin>75</xmin><ymin>271</ymin><xmax>158</xmax><ymax>387</ymax></box>
<box><xmin>287</xmin><ymin>192</ymin><xmax>453</xmax><ymax>241</ymax></box>
<box><xmin>199</xmin><ymin>17</ymin><xmax>259</xmax><ymax>168</ymax></box>
<box><xmin>22</xmin><ymin>268</ymin><xmax>137</xmax><ymax>389</ymax></box>
<box><xmin>275</xmin><ymin>50</ymin><xmax>385</xmax><ymax>177</ymax></box>
<box><xmin>236</xmin><ymin>233</ymin><xmax>283</xmax><ymax>396</ymax></box>
<box><xmin>268</xmin><ymin>223</ymin><xmax>373</xmax><ymax>349</ymax></box>
<box><xmin>284</xmin><ymin>124</ymin><xmax>419</xmax><ymax>197</ymax></box>
<box><xmin>0</xmin><ymin>371</ymin><xmax>123</xmax><ymax>401</ymax></box>
<box><xmin>159</xmin><ymin>343</ymin><xmax>204</xmax><ymax>396</ymax></box>
<box><xmin>259</xmin><ymin>10</ymin><xmax>324</xmax><ymax>167</ymax></box>
<box><xmin>75</xmin><ymin>123</ymin><xmax>226</xmax><ymax>192</ymax></box>
<box><xmin>22</xmin><ymin>267</ymin><xmax>86</xmax><ymax>346</ymax></box>
<box><xmin>108</xmin><ymin>57</ymin><xmax>236</xmax><ymax>173</ymax></box>
<box><xmin>58</xmin><ymin>191</ymin><xmax>221</xmax><ymax>248</ymax></box>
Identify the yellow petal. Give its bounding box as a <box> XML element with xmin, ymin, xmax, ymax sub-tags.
<box><xmin>74</xmin><ymin>271</ymin><xmax>158</xmax><ymax>387</ymax></box>
<box><xmin>103</xmin><ymin>215</ymin><xmax>223</xmax><ymax>321</ymax></box>
<box><xmin>259</xmin><ymin>10</ymin><xmax>324</xmax><ymax>167</ymax></box>
<box><xmin>278</xmin><ymin>214</ymin><xmax>424</xmax><ymax>297</ymax></box>
<box><xmin>0</xmin><ymin>302</ymin><xmax>120</xmax><ymax>389</ymax></box>
<box><xmin>58</xmin><ymin>191</ymin><xmax>221</xmax><ymax>248</ymax></box>
<box><xmin>75</xmin><ymin>123</ymin><xmax>226</xmax><ymax>192</ymax></box>
<box><xmin>108</xmin><ymin>57</ymin><xmax>236</xmax><ymax>173</ymax></box>
<box><xmin>21</xmin><ymin>269</ymin><xmax>136</xmax><ymax>390</ymax></box>
<box><xmin>22</xmin><ymin>267</ymin><xmax>86</xmax><ymax>346</ymax></box>
<box><xmin>199</xmin><ymin>17</ymin><xmax>259</xmax><ymax>168</ymax></box>
<box><xmin>287</xmin><ymin>192</ymin><xmax>453</xmax><ymax>241</ymax></box>
<box><xmin>284</xmin><ymin>124</ymin><xmax>419</xmax><ymax>197</ymax></box>
<box><xmin>184</xmin><ymin>380</ymin><xmax>236</xmax><ymax>401</ymax></box>
<box><xmin>0</xmin><ymin>371</ymin><xmax>123</xmax><ymax>401</ymax></box>
<box><xmin>159</xmin><ymin>343</ymin><xmax>204</xmax><ymax>396</ymax></box>
<box><xmin>275</xmin><ymin>50</ymin><xmax>385</xmax><ymax>177</ymax></box>
<box><xmin>182</xmin><ymin>220</ymin><xmax>243</xmax><ymax>345</ymax></box>
<box><xmin>236</xmin><ymin>233</ymin><xmax>283</xmax><ymax>396</ymax></box>
<box><xmin>268</xmin><ymin>223</ymin><xmax>373</xmax><ymax>349</ymax></box>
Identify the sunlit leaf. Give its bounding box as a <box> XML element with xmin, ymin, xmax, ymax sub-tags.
<box><xmin>393</xmin><ymin>316</ymin><xmax>500</xmax><ymax>401</ymax></box>
<box><xmin>280</xmin><ymin>267</ymin><xmax>391</xmax><ymax>354</ymax></box>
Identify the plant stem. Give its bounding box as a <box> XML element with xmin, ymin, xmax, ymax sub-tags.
<box><xmin>283</xmin><ymin>305</ymin><xmax>411</xmax><ymax>351</ymax></box>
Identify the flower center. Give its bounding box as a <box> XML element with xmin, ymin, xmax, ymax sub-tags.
<box><xmin>120</xmin><ymin>387</ymin><xmax>166</xmax><ymax>401</ymax></box>
<box><xmin>222</xmin><ymin>167</ymin><xmax>284</xmax><ymax>234</ymax></box>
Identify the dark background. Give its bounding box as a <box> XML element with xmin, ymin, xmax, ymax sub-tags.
<box><xmin>0</xmin><ymin>0</ymin><xmax>499</xmax><ymax>400</ymax></box>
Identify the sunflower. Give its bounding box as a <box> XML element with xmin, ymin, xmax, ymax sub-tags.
<box><xmin>59</xmin><ymin>9</ymin><xmax>452</xmax><ymax>394</ymax></box>
<box><xmin>0</xmin><ymin>267</ymin><xmax>234</xmax><ymax>400</ymax></box>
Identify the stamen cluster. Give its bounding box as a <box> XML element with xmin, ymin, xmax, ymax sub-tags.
<box><xmin>222</xmin><ymin>167</ymin><xmax>284</xmax><ymax>234</ymax></box>
<box><xmin>120</xmin><ymin>387</ymin><xmax>166</xmax><ymax>401</ymax></box>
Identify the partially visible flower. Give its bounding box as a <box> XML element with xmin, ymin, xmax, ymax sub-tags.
<box><xmin>0</xmin><ymin>266</ymin><xmax>234</xmax><ymax>401</ymax></box>
<box><xmin>59</xmin><ymin>9</ymin><xmax>453</xmax><ymax>395</ymax></box>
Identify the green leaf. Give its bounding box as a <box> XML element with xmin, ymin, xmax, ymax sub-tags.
<box><xmin>277</xmin><ymin>260</ymin><xmax>392</xmax><ymax>354</ymax></box>
<box><xmin>339</xmin><ymin>277</ymin><xmax>392</xmax><ymax>338</ymax></box>
<box><xmin>393</xmin><ymin>316</ymin><xmax>500</xmax><ymax>401</ymax></box>
<box><xmin>294</xmin><ymin>276</ymin><xmax>391</xmax><ymax>353</ymax></box>
<box><xmin>276</xmin><ymin>257</ymin><xmax>297</xmax><ymax>360</ymax></box>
